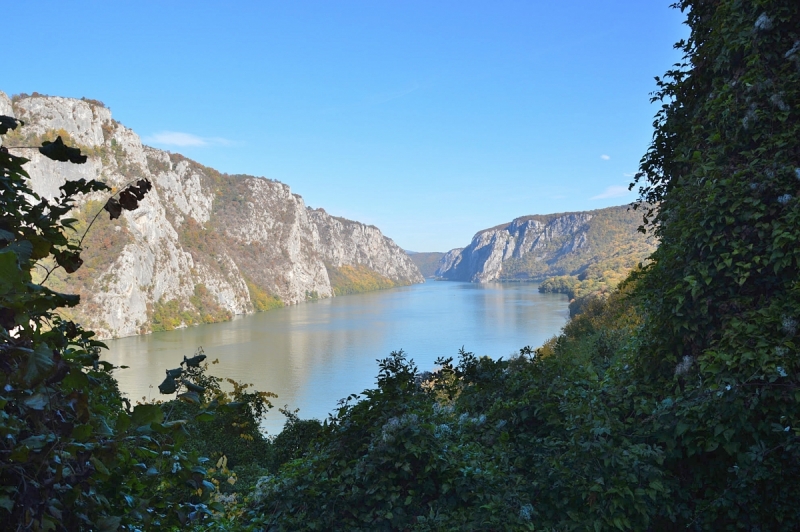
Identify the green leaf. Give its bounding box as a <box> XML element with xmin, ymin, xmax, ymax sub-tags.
<box><xmin>7</xmin><ymin>240</ymin><xmax>33</xmax><ymax>264</ymax></box>
<box><xmin>59</xmin><ymin>178</ymin><xmax>109</xmax><ymax>198</ymax></box>
<box><xmin>221</xmin><ymin>401</ymin><xmax>247</xmax><ymax>412</ymax></box>
<box><xmin>178</xmin><ymin>391</ymin><xmax>200</xmax><ymax>404</ymax></box>
<box><xmin>9</xmin><ymin>446</ymin><xmax>29</xmax><ymax>462</ymax></box>
<box><xmin>24</xmin><ymin>344</ymin><xmax>55</xmax><ymax>386</ymax></box>
<box><xmin>90</xmin><ymin>455</ymin><xmax>110</xmax><ymax>476</ymax></box>
<box><xmin>61</xmin><ymin>368</ymin><xmax>89</xmax><ymax>392</ymax></box>
<box><xmin>20</xmin><ymin>434</ymin><xmax>48</xmax><ymax>449</ymax></box>
<box><xmin>0</xmin><ymin>249</ymin><xmax>23</xmax><ymax>293</ymax></box>
<box><xmin>103</xmin><ymin>197</ymin><xmax>122</xmax><ymax>220</ymax></box>
<box><xmin>23</xmin><ymin>393</ymin><xmax>49</xmax><ymax>411</ymax></box>
<box><xmin>27</xmin><ymin>234</ymin><xmax>51</xmax><ymax>260</ymax></box>
<box><xmin>116</xmin><ymin>412</ymin><xmax>131</xmax><ymax>433</ymax></box>
<box><xmin>96</xmin><ymin>516</ymin><xmax>121</xmax><ymax>532</ymax></box>
<box><xmin>183</xmin><ymin>380</ymin><xmax>206</xmax><ymax>393</ymax></box>
<box><xmin>194</xmin><ymin>411</ymin><xmax>215</xmax><ymax>422</ymax></box>
<box><xmin>0</xmin><ymin>496</ymin><xmax>14</xmax><ymax>513</ymax></box>
<box><xmin>131</xmin><ymin>404</ymin><xmax>164</xmax><ymax>427</ymax></box>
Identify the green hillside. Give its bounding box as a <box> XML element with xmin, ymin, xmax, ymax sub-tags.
<box><xmin>406</xmin><ymin>251</ymin><xmax>444</xmax><ymax>278</ymax></box>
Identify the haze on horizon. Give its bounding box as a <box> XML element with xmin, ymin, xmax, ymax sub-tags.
<box><xmin>4</xmin><ymin>1</ymin><xmax>686</xmax><ymax>252</ymax></box>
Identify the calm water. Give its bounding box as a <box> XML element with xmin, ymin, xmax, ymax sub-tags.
<box><xmin>103</xmin><ymin>281</ymin><xmax>569</xmax><ymax>434</ymax></box>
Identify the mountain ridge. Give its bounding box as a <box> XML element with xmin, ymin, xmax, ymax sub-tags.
<box><xmin>435</xmin><ymin>205</ymin><xmax>655</xmax><ymax>284</ymax></box>
<box><xmin>0</xmin><ymin>91</ymin><xmax>423</xmax><ymax>338</ymax></box>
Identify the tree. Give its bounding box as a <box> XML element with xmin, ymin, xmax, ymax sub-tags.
<box><xmin>0</xmin><ymin>117</ymin><xmax>219</xmax><ymax>530</ymax></box>
<box><xmin>630</xmin><ymin>0</ymin><xmax>800</xmax><ymax>527</ymax></box>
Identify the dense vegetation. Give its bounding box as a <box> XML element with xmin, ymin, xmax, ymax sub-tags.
<box><xmin>247</xmin><ymin>1</ymin><xmax>800</xmax><ymax>529</ymax></box>
<box><xmin>2</xmin><ymin>0</ymin><xmax>798</xmax><ymax>530</ymax></box>
<box><xmin>326</xmin><ymin>264</ymin><xmax>398</xmax><ymax>296</ymax></box>
<box><xmin>0</xmin><ymin>127</ymin><xmax>234</xmax><ymax>530</ymax></box>
<box><xmin>538</xmin><ymin>251</ymin><xmax>649</xmax><ymax>316</ymax></box>
<box><xmin>150</xmin><ymin>284</ymin><xmax>233</xmax><ymax>332</ymax></box>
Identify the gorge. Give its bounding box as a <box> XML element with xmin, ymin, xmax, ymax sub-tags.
<box><xmin>0</xmin><ymin>92</ymin><xmax>422</xmax><ymax>339</ymax></box>
<box><xmin>434</xmin><ymin>205</ymin><xmax>655</xmax><ymax>285</ymax></box>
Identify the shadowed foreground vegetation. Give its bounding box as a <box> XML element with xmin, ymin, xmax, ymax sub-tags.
<box><xmin>1</xmin><ymin>0</ymin><xmax>799</xmax><ymax>530</ymax></box>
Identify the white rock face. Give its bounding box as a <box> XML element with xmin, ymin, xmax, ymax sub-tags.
<box><xmin>0</xmin><ymin>92</ymin><xmax>13</xmax><ymax>117</ymax></box>
<box><xmin>435</xmin><ymin>212</ymin><xmax>595</xmax><ymax>282</ymax></box>
<box><xmin>14</xmin><ymin>95</ymin><xmax>112</xmax><ymax>147</ymax></box>
<box><xmin>309</xmin><ymin>209</ymin><xmax>421</xmax><ymax>283</ymax></box>
<box><xmin>1</xmin><ymin>91</ymin><xmax>422</xmax><ymax>338</ymax></box>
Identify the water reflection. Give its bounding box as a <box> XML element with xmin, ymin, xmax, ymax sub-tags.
<box><xmin>103</xmin><ymin>281</ymin><xmax>569</xmax><ymax>434</ymax></box>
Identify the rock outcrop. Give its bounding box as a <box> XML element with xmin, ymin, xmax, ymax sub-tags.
<box><xmin>436</xmin><ymin>206</ymin><xmax>654</xmax><ymax>282</ymax></box>
<box><xmin>0</xmin><ymin>91</ymin><xmax>423</xmax><ymax>338</ymax></box>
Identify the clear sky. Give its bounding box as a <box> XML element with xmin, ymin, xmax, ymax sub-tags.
<box><xmin>4</xmin><ymin>1</ymin><xmax>686</xmax><ymax>252</ymax></box>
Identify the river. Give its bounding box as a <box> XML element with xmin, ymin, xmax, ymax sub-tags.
<box><xmin>103</xmin><ymin>280</ymin><xmax>570</xmax><ymax>434</ymax></box>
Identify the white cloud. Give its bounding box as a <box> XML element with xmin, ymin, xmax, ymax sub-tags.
<box><xmin>600</xmin><ymin>154</ymin><xmax>611</xmax><ymax>160</ymax></box>
<box><xmin>623</xmin><ymin>172</ymin><xmax>637</xmax><ymax>177</ymax></box>
<box><xmin>144</xmin><ymin>131</ymin><xmax>232</xmax><ymax>147</ymax></box>
<box><xmin>590</xmin><ymin>185</ymin><xmax>631</xmax><ymax>200</ymax></box>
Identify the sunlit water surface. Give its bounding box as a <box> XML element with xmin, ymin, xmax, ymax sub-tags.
<box><xmin>103</xmin><ymin>281</ymin><xmax>569</xmax><ymax>434</ymax></box>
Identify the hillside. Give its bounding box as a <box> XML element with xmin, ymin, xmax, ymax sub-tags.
<box><xmin>435</xmin><ymin>205</ymin><xmax>655</xmax><ymax>284</ymax></box>
<box><xmin>0</xmin><ymin>91</ymin><xmax>422</xmax><ymax>338</ymax></box>
<box><xmin>406</xmin><ymin>251</ymin><xmax>445</xmax><ymax>278</ymax></box>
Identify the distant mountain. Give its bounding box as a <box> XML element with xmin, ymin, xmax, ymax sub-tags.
<box><xmin>435</xmin><ymin>206</ymin><xmax>655</xmax><ymax>283</ymax></box>
<box><xmin>405</xmin><ymin>251</ymin><xmax>445</xmax><ymax>278</ymax></box>
<box><xmin>1</xmin><ymin>91</ymin><xmax>423</xmax><ymax>338</ymax></box>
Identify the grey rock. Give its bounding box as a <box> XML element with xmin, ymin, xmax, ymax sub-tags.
<box><xmin>10</xmin><ymin>92</ymin><xmax>422</xmax><ymax>338</ymax></box>
<box><xmin>436</xmin><ymin>208</ymin><xmax>649</xmax><ymax>283</ymax></box>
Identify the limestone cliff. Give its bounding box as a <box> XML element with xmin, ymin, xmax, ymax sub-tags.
<box><xmin>435</xmin><ymin>206</ymin><xmax>655</xmax><ymax>282</ymax></box>
<box><xmin>0</xmin><ymin>91</ymin><xmax>423</xmax><ymax>338</ymax></box>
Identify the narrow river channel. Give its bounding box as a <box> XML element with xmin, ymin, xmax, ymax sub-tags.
<box><xmin>103</xmin><ymin>280</ymin><xmax>570</xmax><ymax>434</ymax></box>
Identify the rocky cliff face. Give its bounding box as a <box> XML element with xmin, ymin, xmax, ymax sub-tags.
<box><xmin>436</xmin><ymin>207</ymin><xmax>654</xmax><ymax>282</ymax></box>
<box><xmin>1</xmin><ymin>91</ymin><xmax>422</xmax><ymax>338</ymax></box>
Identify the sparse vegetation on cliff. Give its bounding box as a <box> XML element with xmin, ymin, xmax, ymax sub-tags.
<box><xmin>245</xmin><ymin>279</ymin><xmax>283</xmax><ymax>312</ymax></box>
<box><xmin>326</xmin><ymin>263</ymin><xmax>399</xmax><ymax>296</ymax></box>
<box><xmin>150</xmin><ymin>284</ymin><xmax>232</xmax><ymax>332</ymax></box>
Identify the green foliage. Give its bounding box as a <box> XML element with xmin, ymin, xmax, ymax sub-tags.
<box><xmin>0</xmin><ymin>119</ymin><xmax>225</xmax><ymax>530</ymax></box>
<box><xmin>326</xmin><ymin>263</ymin><xmax>398</xmax><ymax>296</ymax></box>
<box><xmin>621</xmin><ymin>0</ymin><xmax>800</xmax><ymax>526</ymax></box>
<box><xmin>158</xmin><ymin>354</ymin><xmax>277</xmax><ymax>500</ymax></box>
<box><xmin>150</xmin><ymin>284</ymin><xmax>232</xmax><ymax>332</ymax></box>
<box><xmin>249</xmin><ymin>314</ymin><xmax>671</xmax><ymax>530</ymax></box>
<box><xmin>249</xmin><ymin>351</ymin><xmax>536</xmax><ymax>531</ymax></box>
<box><xmin>245</xmin><ymin>279</ymin><xmax>283</xmax><ymax>312</ymax></box>
<box><xmin>267</xmin><ymin>407</ymin><xmax>323</xmax><ymax>472</ymax></box>
<box><xmin>243</xmin><ymin>3</ymin><xmax>800</xmax><ymax>530</ymax></box>
<box><xmin>540</xmin><ymin>260</ymin><xmax>648</xmax><ymax>317</ymax></box>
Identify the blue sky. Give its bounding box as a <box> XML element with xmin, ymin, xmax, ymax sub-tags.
<box><xmin>4</xmin><ymin>1</ymin><xmax>686</xmax><ymax>252</ymax></box>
